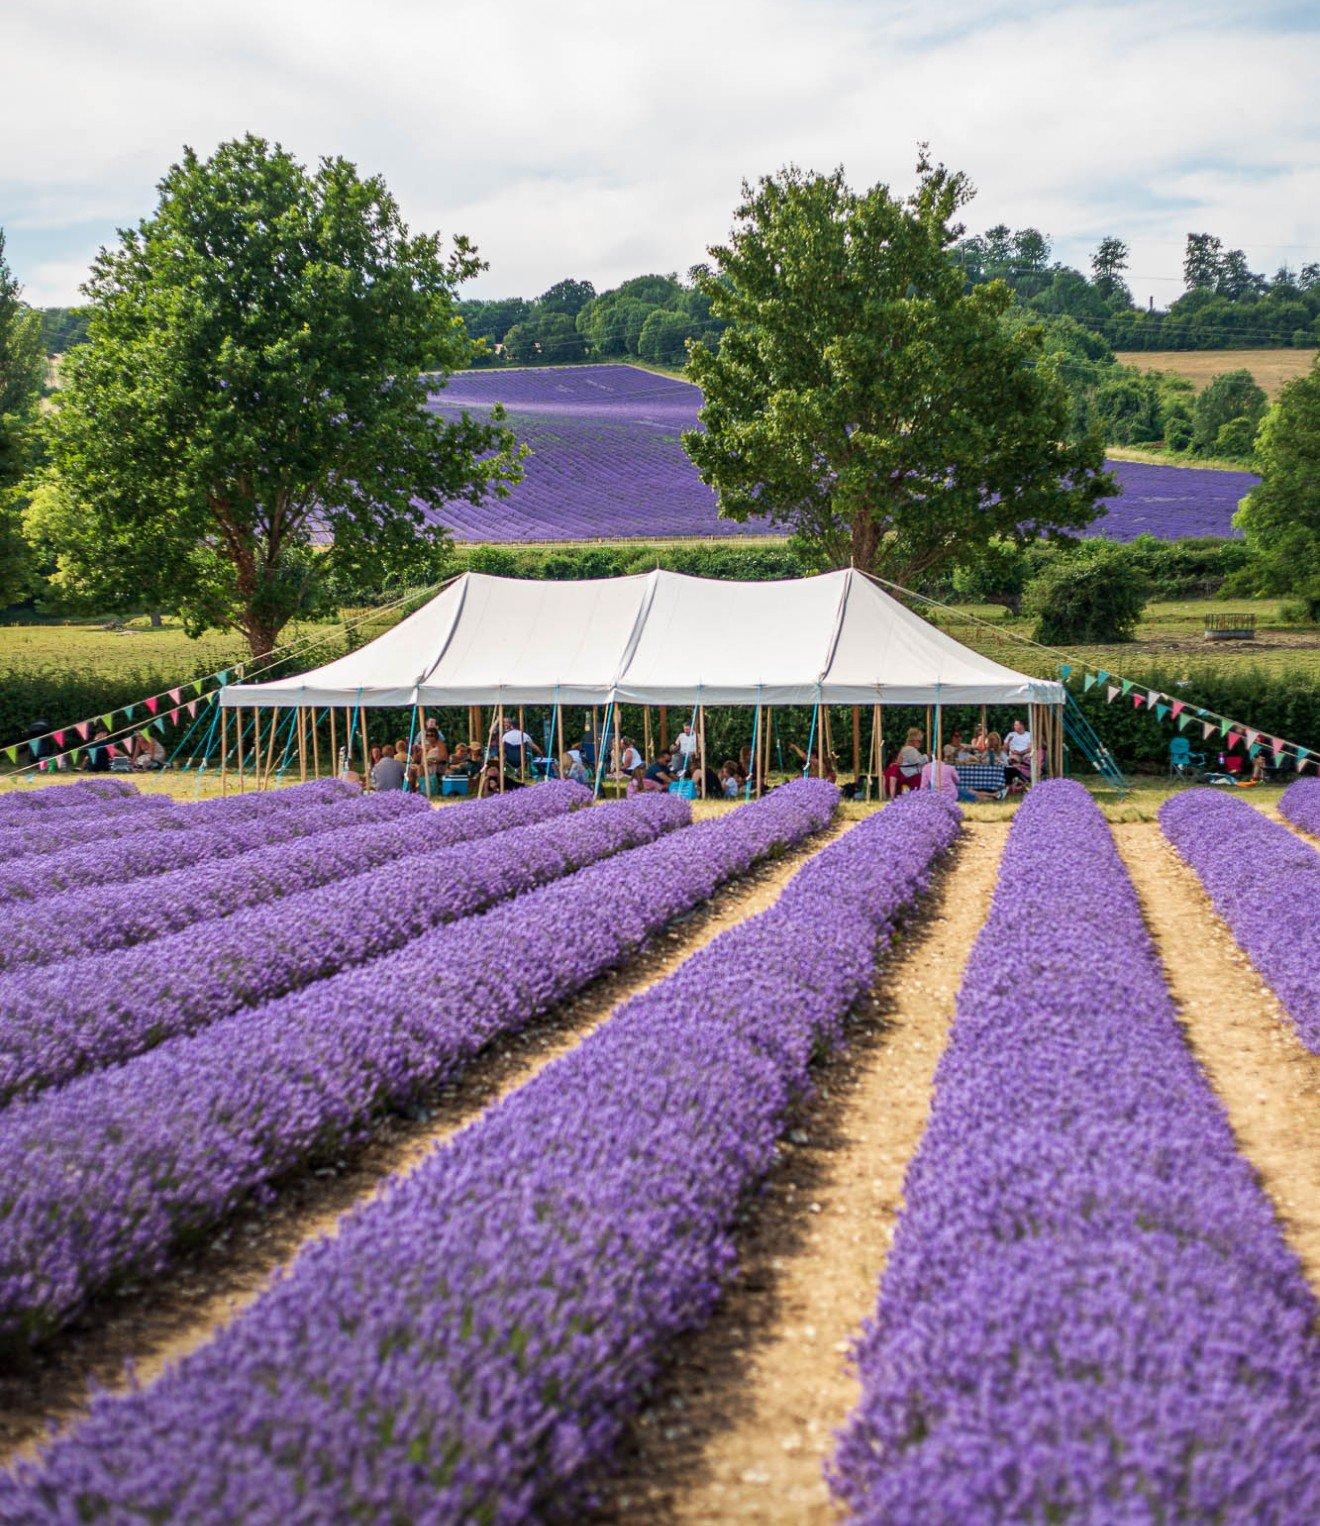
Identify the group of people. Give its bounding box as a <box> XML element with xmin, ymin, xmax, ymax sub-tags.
<box><xmin>883</xmin><ymin>719</ymin><xmax>1037</xmax><ymax>801</ymax></box>
<box><xmin>362</xmin><ymin>720</ymin><xmax>493</xmax><ymax>795</ymax></box>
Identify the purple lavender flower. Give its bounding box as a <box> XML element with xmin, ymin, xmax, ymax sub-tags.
<box><xmin>0</xmin><ymin>787</ymin><xmax>962</xmax><ymax>1522</ymax></box>
<box><xmin>0</xmin><ymin>780</ymin><xmax>589</xmax><ymax>972</ymax></box>
<box><xmin>1281</xmin><ymin>776</ymin><xmax>1320</xmax><ymax>840</ymax></box>
<box><xmin>0</xmin><ymin>795</ymin><xmax>175</xmax><ymax>862</ymax></box>
<box><xmin>1161</xmin><ymin>788</ymin><xmax>1320</xmax><ymax>1051</ymax></box>
<box><xmin>0</xmin><ymin>778</ymin><xmax>366</xmax><ymax>904</ymax></box>
<box><xmin>420</xmin><ymin>365</ymin><xmax>1254</xmax><ymax>542</ymax></box>
<box><xmin>832</xmin><ymin>781</ymin><xmax>1320</xmax><ymax>1522</ymax></box>
<box><xmin>0</xmin><ymin>791</ymin><xmax>680</xmax><ymax>1102</ymax></box>
<box><xmin>0</xmin><ymin>777</ymin><xmax>137</xmax><ymax>819</ymax></box>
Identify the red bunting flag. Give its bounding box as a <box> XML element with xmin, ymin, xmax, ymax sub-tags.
<box><xmin>1132</xmin><ymin>693</ymin><xmax>1145</xmax><ymax>709</ymax></box>
<box><xmin>145</xmin><ymin>696</ymin><xmax>159</xmax><ymax>716</ymax></box>
<box><xmin>1226</xmin><ymin>731</ymin><xmax>1241</xmax><ymax>751</ymax></box>
<box><xmin>1170</xmin><ymin>700</ymin><xmax>1185</xmax><ymax>720</ymax></box>
<box><xmin>52</xmin><ymin>730</ymin><xmax>65</xmax><ymax>747</ymax></box>
<box><xmin>168</xmin><ymin>708</ymin><xmax>181</xmax><ymax>723</ymax></box>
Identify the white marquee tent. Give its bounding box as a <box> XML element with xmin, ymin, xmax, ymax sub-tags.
<box><xmin>221</xmin><ymin>569</ymin><xmax>1063</xmax><ymax>711</ymax></box>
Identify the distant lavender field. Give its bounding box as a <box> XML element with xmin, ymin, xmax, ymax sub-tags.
<box><xmin>425</xmin><ymin>365</ymin><xmax>1257</xmax><ymax>544</ymax></box>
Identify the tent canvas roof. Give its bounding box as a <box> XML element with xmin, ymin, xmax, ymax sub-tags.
<box><xmin>222</xmin><ymin>569</ymin><xmax>1063</xmax><ymax>709</ymax></box>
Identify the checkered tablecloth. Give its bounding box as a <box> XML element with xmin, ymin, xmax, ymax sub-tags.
<box><xmin>955</xmin><ymin>762</ymin><xmax>1007</xmax><ymax>793</ymax></box>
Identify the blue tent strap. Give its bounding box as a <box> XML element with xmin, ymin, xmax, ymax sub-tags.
<box><xmin>802</xmin><ymin>699</ymin><xmax>819</xmax><ymax>777</ymax></box>
<box><xmin>1063</xmin><ymin>689</ymin><xmax>1127</xmax><ymax>793</ymax></box>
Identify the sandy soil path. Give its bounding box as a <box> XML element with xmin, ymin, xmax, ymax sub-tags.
<box><xmin>0</xmin><ymin>820</ymin><xmax>849</xmax><ymax>1468</ymax></box>
<box><xmin>1115</xmin><ymin>825</ymin><xmax>1320</xmax><ymax>1290</ymax></box>
<box><xmin>595</xmin><ymin>821</ymin><xmax>1009</xmax><ymax>1524</ymax></box>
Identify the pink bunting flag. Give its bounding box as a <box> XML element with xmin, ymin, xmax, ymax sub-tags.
<box><xmin>169</xmin><ymin>687</ymin><xmax>183</xmax><ymax>705</ymax></box>
<box><xmin>105</xmin><ymin>742</ymin><xmax>119</xmax><ymax>758</ymax></box>
<box><xmin>1226</xmin><ymin>731</ymin><xmax>1241</xmax><ymax>751</ymax></box>
<box><xmin>168</xmin><ymin>707</ymin><xmax>181</xmax><ymax>724</ymax></box>
<box><xmin>1271</xmin><ymin>736</ymin><xmax>1286</xmax><ymax>756</ymax></box>
<box><xmin>1132</xmin><ymin>693</ymin><xmax>1145</xmax><ymax>709</ymax></box>
<box><xmin>1106</xmin><ymin>685</ymin><xmax>1120</xmax><ymax>703</ymax></box>
<box><xmin>52</xmin><ymin>730</ymin><xmax>65</xmax><ymax>747</ymax></box>
<box><xmin>188</xmin><ymin>700</ymin><xmax>198</xmax><ymax>718</ymax></box>
<box><xmin>1245</xmin><ymin>728</ymin><xmax>1260</xmax><ymax>749</ymax></box>
<box><xmin>145</xmin><ymin>696</ymin><xmax>159</xmax><ymax>716</ymax></box>
<box><xmin>1170</xmin><ymin>700</ymin><xmax>1185</xmax><ymax>720</ymax></box>
<box><xmin>75</xmin><ymin>721</ymin><xmax>90</xmax><ymax>741</ymax></box>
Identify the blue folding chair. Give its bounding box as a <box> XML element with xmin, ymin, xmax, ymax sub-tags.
<box><xmin>1169</xmin><ymin>737</ymin><xmax>1205</xmax><ymax>777</ymax></box>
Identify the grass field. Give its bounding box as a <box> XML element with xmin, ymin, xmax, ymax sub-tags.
<box><xmin>1114</xmin><ymin>348</ymin><xmax>1316</xmax><ymax>398</ymax></box>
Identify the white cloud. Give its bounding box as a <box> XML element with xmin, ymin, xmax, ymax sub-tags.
<box><xmin>2</xmin><ymin>0</ymin><xmax>1315</xmax><ymax>303</ymax></box>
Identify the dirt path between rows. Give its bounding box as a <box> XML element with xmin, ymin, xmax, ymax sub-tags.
<box><xmin>1115</xmin><ymin>825</ymin><xmax>1320</xmax><ymax>1291</ymax></box>
<box><xmin>0</xmin><ymin>820</ymin><xmax>850</xmax><ymax>1468</ymax></box>
<box><xmin>593</xmin><ymin>821</ymin><xmax>1009</xmax><ymax>1524</ymax></box>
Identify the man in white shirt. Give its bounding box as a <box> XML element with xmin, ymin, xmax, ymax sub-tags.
<box><xmin>502</xmin><ymin>726</ymin><xmax>541</xmax><ymax>770</ymax></box>
<box><xmin>1006</xmin><ymin>719</ymin><xmax>1034</xmax><ymax>782</ymax></box>
<box><xmin>673</xmin><ymin>722</ymin><xmax>698</xmax><ymax>775</ymax></box>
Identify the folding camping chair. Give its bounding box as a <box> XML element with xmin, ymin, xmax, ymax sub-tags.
<box><xmin>1168</xmin><ymin>737</ymin><xmax>1205</xmax><ymax>777</ymax></box>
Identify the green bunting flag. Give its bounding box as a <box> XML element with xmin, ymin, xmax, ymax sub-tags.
<box><xmin>1178</xmin><ymin>713</ymin><xmax>1194</xmax><ymax>731</ymax></box>
<box><xmin>191</xmin><ymin>679</ymin><xmax>205</xmax><ymax>696</ymax></box>
<box><xmin>1083</xmin><ymin>672</ymin><xmax>1097</xmax><ymax>691</ymax></box>
<box><xmin>70</xmin><ymin>748</ymin><xmax>81</xmax><ymax>765</ymax></box>
<box><xmin>1121</xmin><ymin>679</ymin><xmax>1134</xmax><ymax>696</ymax></box>
<box><xmin>3</xmin><ymin>745</ymin><xmax>16</xmax><ymax>765</ymax></box>
<box><xmin>1220</xmin><ymin>719</ymin><xmax>1233</xmax><ymax>737</ymax></box>
<box><xmin>101</xmin><ymin>714</ymin><xmax>114</xmax><ymax>731</ymax></box>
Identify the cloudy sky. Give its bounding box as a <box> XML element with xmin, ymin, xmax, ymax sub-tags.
<box><xmin>3</xmin><ymin>0</ymin><xmax>1317</xmax><ymax>308</ymax></box>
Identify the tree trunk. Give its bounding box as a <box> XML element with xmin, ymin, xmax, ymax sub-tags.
<box><xmin>149</xmin><ymin>611</ymin><xmax>163</xmax><ymax>629</ymax></box>
<box><xmin>850</xmin><ymin>513</ymin><xmax>880</xmax><ymax>573</ymax></box>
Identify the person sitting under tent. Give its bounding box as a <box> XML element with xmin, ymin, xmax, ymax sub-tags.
<box><xmin>672</xmin><ymin>722</ymin><xmax>698</xmax><ymax>776</ymax></box>
<box><xmin>481</xmin><ymin>757</ymin><xmax>523</xmax><ymax>793</ymax></box>
<box><xmin>619</xmin><ymin>736</ymin><xmax>644</xmax><ymax>774</ymax></box>
<box><xmin>626</xmin><ymin>764</ymin><xmax>662</xmax><ymax>795</ymax></box>
<box><xmin>1005</xmin><ymin>718</ymin><xmax>1034</xmax><ymax>787</ymax></box>
<box><xmin>446</xmin><ymin>744</ymin><xmax>480</xmax><ymax>779</ymax></box>
<box><xmin>562</xmin><ymin>751</ymin><xmax>592</xmax><ymax>786</ymax></box>
<box><xmin>423</xmin><ymin>718</ymin><xmax>448</xmax><ymax>761</ymax></box>
<box><xmin>919</xmin><ymin>748</ymin><xmax>961</xmax><ymax>800</ymax></box>
<box><xmin>645</xmin><ymin>750</ymin><xmax>678</xmax><ymax>790</ymax></box>
<box><xmin>787</xmin><ymin>741</ymin><xmax>836</xmax><ymax>782</ymax></box>
<box><xmin>883</xmin><ymin>728</ymin><xmax>927</xmax><ymax>798</ymax></box>
<box><xmin>578</xmin><ymin>727</ymin><xmax>597</xmax><ymax>770</ymax></box>
<box><xmin>371</xmin><ymin>746</ymin><xmax>406</xmax><ymax>792</ymax></box>
<box><xmin>719</xmin><ymin>760</ymin><xmax>745</xmax><ymax>798</ymax></box>
<box><xmin>131</xmin><ymin>732</ymin><xmax>165</xmax><ymax>770</ymax></box>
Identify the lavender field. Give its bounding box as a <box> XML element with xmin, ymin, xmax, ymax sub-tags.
<box><xmin>426</xmin><ymin>364</ymin><xmax>1258</xmax><ymax>543</ymax></box>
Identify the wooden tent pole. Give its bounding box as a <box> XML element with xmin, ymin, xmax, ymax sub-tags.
<box><xmin>219</xmin><ymin>707</ymin><xmax>229</xmax><ymax>795</ymax></box>
<box><xmin>311</xmin><ymin>707</ymin><xmax>320</xmax><ymax>780</ymax></box>
<box><xmin>659</xmin><ymin>706</ymin><xmax>669</xmax><ymax>752</ymax></box>
<box><xmin>329</xmin><ymin>708</ymin><xmax>337</xmax><ymax>778</ymax></box>
<box><xmin>1029</xmin><ymin>703</ymin><xmax>1040</xmax><ymax>787</ymax></box>
<box><xmin>262</xmin><ymin>708</ymin><xmax>278</xmax><ymax>789</ymax></box>
<box><xmin>359</xmin><ymin>704</ymin><xmax>369</xmax><ymax>787</ymax></box>
<box><xmin>697</xmin><ymin>703</ymin><xmax>707</xmax><ymax>799</ymax></box>
<box><xmin>297</xmin><ymin>708</ymin><xmax>307</xmax><ymax>784</ymax></box>
<box><xmin>238</xmin><ymin>707</ymin><xmax>247</xmax><ymax>793</ymax></box>
<box><xmin>497</xmin><ymin>703</ymin><xmax>506</xmax><ymax>792</ymax></box>
<box><xmin>852</xmin><ymin>705</ymin><xmax>861</xmax><ymax>783</ymax></box>
<box><xmin>643</xmin><ymin>706</ymin><xmax>652</xmax><ymax>766</ymax></box>
<box><xmin>556</xmin><ymin>702</ymin><xmax>565</xmax><ymax>777</ymax></box>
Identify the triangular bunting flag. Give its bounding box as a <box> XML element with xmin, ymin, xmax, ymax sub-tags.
<box><xmin>169</xmin><ymin>687</ymin><xmax>183</xmax><ymax>705</ymax></box>
<box><xmin>1245</xmin><ymin>728</ymin><xmax>1260</xmax><ymax>748</ymax></box>
<box><xmin>1298</xmin><ymin>748</ymin><xmax>1311</xmax><ymax>767</ymax></box>
<box><xmin>146</xmin><ymin>696</ymin><xmax>159</xmax><ymax>716</ymax></box>
<box><xmin>1084</xmin><ymin>673</ymin><xmax>1098</xmax><ymax>691</ymax></box>
<box><xmin>101</xmin><ymin>714</ymin><xmax>114</xmax><ymax>731</ymax></box>
<box><xmin>1248</xmin><ymin>742</ymin><xmax>1262</xmax><ymax>758</ymax></box>
<box><xmin>1202</xmin><ymin>721</ymin><xmax>1215</xmax><ymax>740</ymax></box>
<box><xmin>106</xmin><ymin>742</ymin><xmax>120</xmax><ymax>758</ymax></box>
<box><xmin>75</xmin><ymin>721</ymin><xmax>91</xmax><ymax>741</ymax></box>
<box><xmin>1226</xmin><ymin>731</ymin><xmax>1241</xmax><ymax>750</ymax></box>
<box><xmin>1155</xmin><ymin>704</ymin><xmax>1170</xmax><ymax>722</ymax></box>
<box><xmin>3</xmin><ymin>745</ymin><xmax>16</xmax><ymax>765</ymax></box>
<box><xmin>1096</xmin><ymin>671</ymin><xmax>1110</xmax><ymax>686</ymax></box>
<box><xmin>168</xmin><ymin>708</ymin><xmax>181</xmax><ymax>724</ymax></box>
<box><xmin>52</xmin><ymin>730</ymin><xmax>65</xmax><ymax>748</ymax></box>
<box><xmin>1177</xmin><ymin>713</ymin><xmax>1193</xmax><ymax>731</ymax></box>
<box><xmin>1170</xmin><ymin>700</ymin><xmax>1185</xmax><ymax>720</ymax></box>
<box><xmin>1220</xmin><ymin>719</ymin><xmax>1233</xmax><ymax>737</ymax></box>
<box><xmin>88</xmin><ymin>747</ymin><xmax>100</xmax><ymax>765</ymax></box>
<box><xmin>1106</xmin><ymin>686</ymin><xmax>1120</xmax><ymax>703</ymax></box>
<box><xmin>69</xmin><ymin>748</ymin><xmax>81</xmax><ymax>765</ymax></box>
<box><xmin>1060</xmin><ymin>664</ymin><xmax>1072</xmax><ymax>681</ymax></box>
<box><xmin>217</xmin><ymin>670</ymin><xmax>230</xmax><ymax>686</ymax></box>
<box><xmin>187</xmin><ymin>700</ymin><xmax>198</xmax><ymax>718</ymax></box>
<box><xmin>1121</xmin><ymin>679</ymin><xmax>1134</xmax><ymax>696</ymax></box>
<box><xmin>1132</xmin><ymin>693</ymin><xmax>1145</xmax><ymax>709</ymax></box>
<box><xmin>192</xmin><ymin>679</ymin><xmax>205</xmax><ymax>696</ymax></box>
<box><xmin>1271</xmin><ymin>736</ymin><xmax>1286</xmax><ymax>756</ymax></box>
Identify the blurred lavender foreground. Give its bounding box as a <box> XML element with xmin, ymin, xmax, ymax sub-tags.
<box><xmin>0</xmin><ymin>788</ymin><xmax>963</xmax><ymax>1520</ymax></box>
<box><xmin>832</xmin><ymin>782</ymin><xmax>1320</xmax><ymax>1521</ymax></box>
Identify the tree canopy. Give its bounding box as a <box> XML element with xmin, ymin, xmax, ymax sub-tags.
<box><xmin>0</xmin><ymin>230</ymin><xmax>46</xmax><ymax>606</ymax></box>
<box><xmin>1234</xmin><ymin>359</ymin><xmax>1320</xmax><ymax>620</ymax></box>
<box><xmin>38</xmin><ymin>135</ymin><xmax>520</xmax><ymax>655</ymax></box>
<box><xmin>683</xmin><ymin>155</ymin><xmax>1113</xmax><ymax>581</ymax></box>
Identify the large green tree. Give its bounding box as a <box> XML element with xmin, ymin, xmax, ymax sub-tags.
<box><xmin>685</xmin><ymin>155</ymin><xmax>1112</xmax><ymax>578</ymax></box>
<box><xmin>1234</xmin><ymin>360</ymin><xmax>1320</xmax><ymax>620</ymax></box>
<box><xmin>0</xmin><ymin>229</ymin><xmax>47</xmax><ymax>606</ymax></box>
<box><xmin>41</xmin><ymin>135</ymin><xmax>519</xmax><ymax>656</ymax></box>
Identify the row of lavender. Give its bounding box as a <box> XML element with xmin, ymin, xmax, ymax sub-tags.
<box><xmin>832</xmin><ymin>782</ymin><xmax>1320</xmax><ymax>1521</ymax></box>
<box><xmin>0</xmin><ymin>777</ymin><xmax>137</xmax><ymax>816</ymax></box>
<box><xmin>0</xmin><ymin>790</ymin><xmax>680</xmax><ymax>1101</ymax></box>
<box><xmin>1160</xmin><ymin>780</ymin><xmax>1319</xmax><ymax>1052</ymax></box>
<box><xmin>0</xmin><ymin>777</ymin><xmax>587</xmax><ymax>971</ymax></box>
<box><xmin>0</xmin><ymin>781</ymin><xmax>835</xmax><ymax>1349</ymax></box>
<box><xmin>1</xmin><ymin>787</ymin><xmax>959</xmax><ymax>1520</ymax></box>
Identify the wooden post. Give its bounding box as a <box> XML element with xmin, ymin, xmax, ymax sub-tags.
<box><xmin>329</xmin><ymin>708</ymin><xmax>337</xmax><ymax>778</ymax></box>
<box><xmin>311</xmin><ymin>708</ymin><xmax>320</xmax><ymax>780</ymax></box>
<box><xmin>697</xmin><ymin>703</ymin><xmax>707</xmax><ymax>798</ymax></box>
<box><xmin>611</xmin><ymin>710</ymin><xmax>621</xmax><ymax>787</ymax></box>
<box><xmin>251</xmin><ymin>708</ymin><xmax>261</xmax><ymax>791</ymax></box>
<box><xmin>556</xmin><ymin>703</ymin><xmax>565</xmax><ymax>777</ymax></box>
<box><xmin>497</xmin><ymin>703</ymin><xmax>505</xmax><ymax>792</ymax></box>
<box><xmin>360</xmin><ymin>705</ymin><xmax>369</xmax><ymax>787</ymax></box>
<box><xmin>659</xmin><ymin>706</ymin><xmax>669</xmax><ymax>752</ymax></box>
<box><xmin>237</xmin><ymin>707</ymin><xmax>246</xmax><ymax>792</ymax></box>
<box><xmin>643</xmin><ymin>706</ymin><xmax>652</xmax><ymax>765</ymax></box>
<box><xmin>1029</xmin><ymin>703</ymin><xmax>1040</xmax><ymax>787</ymax></box>
<box><xmin>220</xmin><ymin>707</ymin><xmax>229</xmax><ymax>795</ymax></box>
<box><xmin>852</xmin><ymin>705</ymin><xmax>861</xmax><ymax>783</ymax></box>
<box><xmin>262</xmin><ymin>709</ymin><xmax>278</xmax><ymax>789</ymax></box>
<box><xmin>869</xmin><ymin>703</ymin><xmax>882</xmax><ymax>801</ymax></box>
<box><xmin>297</xmin><ymin>708</ymin><xmax>307</xmax><ymax>784</ymax></box>
<box><xmin>925</xmin><ymin>704</ymin><xmax>932</xmax><ymax>755</ymax></box>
